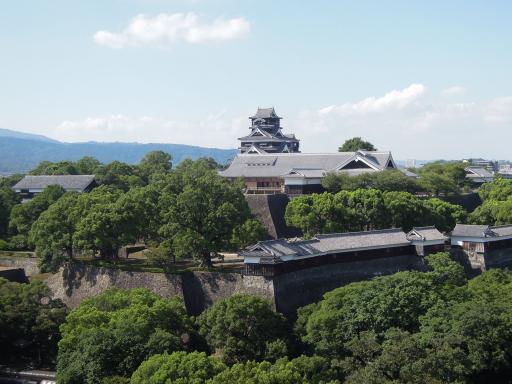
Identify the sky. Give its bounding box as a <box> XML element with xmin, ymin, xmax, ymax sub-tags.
<box><xmin>1</xmin><ymin>0</ymin><xmax>512</xmax><ymax>160</ymax></box>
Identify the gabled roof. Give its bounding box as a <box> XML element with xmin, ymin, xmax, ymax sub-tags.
<box><xmin>12</xmin><ymin>175</ymin><xmax>96</xmax><ymax>192</ymax></box>
<box><xmin>451</xmin><ymin>224</ymin><xmax>512</xmax><ymax>239</ymax></box>
<box><xmin>451</xmin><ymin>224</ymin><xmax>493</xmax><ymax>238</ymax></box>
<box><xmin>250</xmin><ymin>107</ymin><xmax>281</xmax><ymax>119</ymax></box>
<box><xmin>220</xmin><ymin>151</ymin><xmax>394</xmax><ymax>178</ymax></box>
<box><xmin>406</xmin><ymin>226</ymin><xmax>447</xmax><ymax>242</ymax></box>
<box><xmin>491</xmin><ymin>225</ymin><xmax>512</xmax><ymax>237</ymax></box>
<box><xmin>465</xmin><ymin>167</ymin><xmax>494</xmax><ymax>178</ymax></box>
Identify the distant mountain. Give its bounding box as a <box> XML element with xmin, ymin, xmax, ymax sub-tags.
<box><xmin>0</xmin><ymin>130</ymin><xmax>238</xmax><ymax>174</ymax></box>
<box><xmin>0</xmin><ymin>128</ymin><xmax>59</xmax><ymax>143</ymax></box>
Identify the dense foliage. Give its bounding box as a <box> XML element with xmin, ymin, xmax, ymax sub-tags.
<box><xmin>130</xmin><ymin>351</ymin><xmax>225</xmax><ymax>384</ymax></box>
<box><xmin>11</xmin><ymin>154</ymin><xmax>266</xmax><ymax>271</ymax></box>
<box><xmin>3</xmin><ymin>250</ymin><xmax>512</xmax><ymax>383</ymax></box>
<box><xmin>57</xmin><ymin>288</ymin><xmax>200</xmax><ymax>384</ymax></box>
<box><xmin>338</xmin><ymin>137</ymin><xmax>376</xmax><ymax>152</ymax></box>
<box><xmin>322</xmin><ymin>170</ymin><xmax>420</xmax><ymax>194</ymax></box>
<box><xmin>0</xmin><ymin>278</ymin><xmax>67</xmax><ymax>367</ymax></box>
<box><xmin>324</xmin><ymin>161</ymin><xmax>474</xmax><ymax>196</ymax></box>
<box><xmin>470</xmin><ymin>178</ymin><xmax>512</xmax><ymax>225</ymax></box>
<box><xmin>198</xmin><ymin>295</ymin><xmax>291</xmax><ymax>364</ymax></box>
<box><xmin>285</xmin><ymin>189</ymin><xmax>466</xmax><ymax>237</ymax></box>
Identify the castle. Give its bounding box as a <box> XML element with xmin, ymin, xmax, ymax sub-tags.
<box><xmin>221</xmin><ymin>107</ymin><xmax>402</xmax><ymax>195</ymax></box>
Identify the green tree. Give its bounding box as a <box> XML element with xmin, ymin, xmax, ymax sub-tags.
<box><xmin>478</xmin><ymin>178</ymin><xmax>512</xmax><ymax>201</ymax></box>
<box><xmin>29</xmin><ymin>193</ymin><xmax>80</xmax><ymax>271</ymax></box>
<box><xmin>469</xmin><ymin>199</ymin><xmax>500</xmax><ymax>225</ymax></box>
<box><xmin>209</xmin><ymin>356</ymin><xmax>340</xmax><ymax>384</ymax></box>
<box><xmin>159</xmin><ymin>159</ymin><xmax>253</xmax><ymax>267</ymax></box>
<box><xmin>137</xmin><ymin>150</ymin><xmax>173</xmax><ymax>183</ymax></box>
<box><xmin>0</xmin><ymin>185</ymin><xmax>19</xmax><ymax>237</ymax></box>
<box><xmin>322</xmin><ymin>170</ymin><xmax>419</xmax><ymax>194</ymax></box>
<box><xmin>9</xmin><ymin>184</ymin><xmax>66</xmax><ymax>243</ymax></box>
<box><xmin>130</xmin><ymin>352</ymin><xmax>225</xmax><ymax>384</ymax></box>
<box><xmin>339</xmin><ymin>137</ymin><xmax>376</xmax><ymax>152</ymax></box>
<box><xmin>382</xmin><ymin>191</ymin><xmax>427</xmax><ymax>231</ymax></box>
<box><xmin>0</xmin><ymin>278</ymin><xmax>67</xmax><ymax>367</ymax></box>
<box><xmin>30</xmin><ymin>160</ymin><xmax>79</xmax><ymax>175</ymax></box>
<box><xmin>95</xmin><ymin>161</ymin><xmax>144</xmax><ymax>191</ymax></box>
<box><xmin>197</xmin><ymin>295</ymin><xmax>290</xmax><ymax>364</ymax></box>
<box><xmin>57</xmin><ymin>288</ymin><xmax>199</xmax><ymax>384</ymax></box>
<box><xmin>76</xmin><ymin>156</ymin><xmax>102</xmax><ymax>174</ymax></box>
<box><xmin>423</xmin><ymin>198</ymin><xmax>467</xmax><ymax>232</ymax></box>
<box><xmin>230</xmin><ymin>218</ymin><xmax>269</xmax><ymax>249</ymax></box>
<box><xmin>297</xmin><ymin>253</ymin><xmax>465</xmax><ymax>358</ymax></box>
<box><xmin>72</xmin><ymin>187</ymin><xmax>139</xmax><ymax>259</ymax></box>
<box><xmin>285</xmin><ymin>193</ymin><xmax>348</xmax><ymax>238</ymax></box>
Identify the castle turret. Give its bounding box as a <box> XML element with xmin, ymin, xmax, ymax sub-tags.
<box><xmin>238</xmin><ymin>107</ymin><xmax>300</xmax><ymax>154</ymax></box>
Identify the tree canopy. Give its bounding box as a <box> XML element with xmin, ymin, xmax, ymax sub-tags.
<box><xmin>0</xmin><ymin>278</ymin><xmax>67</xmax><ymax>367</ymax></box>
<box><xmin>57</xmin><ymin>288</ymin><xmax>200</xmax><ymax>384</ymax></box>
<box><xmin>339</xmin><ymin>137</ymin><xmax>376</xmax><ymax>152</ymax></box>
<box><xmin>470</xmin><ymin>178</ymin><xmax>512</xmax><ymax>225</ymax></box>
<box><xmin>285</xmin><ymin>189</ymin><xmax>466</xmax><ymax>237</ymax></box>
<box><xmin>197</xmin><ymin>295</ymin><xmax>291</xmax><ymax>364</ymax></box>
<box><xmin>130</xmin><ymin>352</ymin><xmax>225</xmax><ymax>384</ymax></box>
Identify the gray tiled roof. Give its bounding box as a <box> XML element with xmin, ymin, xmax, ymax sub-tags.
<box><xmin>406</xmin><ymin>226</ymin><xmax>447</xmax><ymax>241</ymax></box>
<box><xmin>220</xmin><ymin>151</ymin><xmax>393</xmax><ymax>178</ymax></box>
<box><xmin>241</xmin><ymin>228</ymin><xmax>409</xmax><ymax>258</ymax></box>
<box><xmin>451</xmin><ymin>224</ymin><xmax>492</xmax><ymax>238</ymax></box>
<box><xmin>251</xmin><ymin>107</ymin><xmax>281</xmax><ymax>119</ymax></box>
<box><xmin>451</xmin><ymin>224</ymin><xmax>512</xmax><ymax>239</ymax></box>
<box><xmin>400</xmin><ymin>168</ymin><xmax>419</xmax><ymax>177</ymax></box>
<box><xmin>13</xmin><ymin>175</ymin><xmax>96</xmax><ymax>192</ymax></box>
<box><xmin>465</xmin><ymin>167</ymin><xmax>494</xmax><ymax>178</ymax></box>
<box><xmin>489</xmin><ymin>225</ymin><xmax>512</xmax><ymax>237</ymax></box>
<box><xmin>313</xmin><ymin>229</ymin><xmax>410</xmax><ymax>253</ymax></box>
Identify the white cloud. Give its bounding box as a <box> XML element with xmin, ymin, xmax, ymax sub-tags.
<box><xmin>294</xmin><ymin>84</ymin><xmax>512</xmax><ymax>159</ymax></box>
<box><xmin>94</xmin><ymin>13</ymin><xmax>251</xmax><ymax>48</ymax></box>
<box><xmin>484</xmin><ymin>96</ymin><xmax>512</xmax><ymax>123</ymax></box>
<box><xmin>52</xmin><ymin>112</ymin><xmax>246</xmax><ymax>148</ymax></box>
<box><xmin>319</xmin><ymin>83</ymin><xmax>426</xmax><ymax>116</ymax></box>
<box><xmin>441</xmin><ymin>85</ymin><xmax>466</xmax><ymax>96</ymax></box>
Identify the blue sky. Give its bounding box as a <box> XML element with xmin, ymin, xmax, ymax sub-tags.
<box><xmin>1</xmin><ymin>0</ymin><xmax>511</xmax><ymax>159</ymax></box>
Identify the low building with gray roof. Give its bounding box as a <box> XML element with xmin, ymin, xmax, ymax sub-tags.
<box><xmin>465</xmin><ymin>167</ymin><xmax>494</xmax><ymax>184</ymax></box>
<box><xmin>241</xmin><ymin>227</ymin><xmax>446</xmax><ymax>276</ymax></box>
<box><xmin>221</xmin><ymin>150</ymin><xmax>401</xmax><ymax>195</ymax></box>
<box><xmin>450</xmin><ymin>223</ymin><xmax>512</xmax><ymax>272</ymax></box>
<box><xmin>12</xmin><ymin>175</ymin><xmax>96</xmax><ymax>201</ymax></box>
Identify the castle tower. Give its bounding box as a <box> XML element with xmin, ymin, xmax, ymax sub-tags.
<box><xmin>238</xmin><ymin>107</ymin><xmax>300</xmax><ymax>154</ymax></box>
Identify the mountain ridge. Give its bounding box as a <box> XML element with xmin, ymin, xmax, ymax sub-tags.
<box><xmin>0</xmin><ymin>129</ymin><xmax>237</xmax><ymax>174</ymax></box>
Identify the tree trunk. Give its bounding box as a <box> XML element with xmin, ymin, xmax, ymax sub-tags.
<box><xmin>200</xmin><ymin>252</ymin><xmax>213</xmax><ymax>269</ymax></box>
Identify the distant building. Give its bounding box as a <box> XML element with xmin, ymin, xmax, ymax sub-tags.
<box><xmin>405</xmin><ymin>159</ymin><xmax>416</xmax><ymax>169</ymax></box>
<box><xmin>498</xmin><ymin>164</ymin><xmax>512</xmax><ymax>179</ymax></box>
<box><xmin>238</xmin><ymin>107</ymin><xmax>300</xmax><ymax>154</ymax></box>
<box><xmin>462</xmin><ymin>158</ymin><xmax>498</xmax><ymax>173</ymax></box>
<box><xmin>464</xmin><ymin>167</ymin><xmax>494</xmax><ymax>184</ymax></box>
<box><xmin>12</xmin><ymin>175</ymin><xmax>96</xmax><ymax>202</ymax></box>
<box><xmin>450</xmin><ymin>224</ymin><xmax>512</xmax><ymax>271</ymax></box>
<box><xmin>221</xmin><ymin>150</ymin><xmax>399</xmax><ymax>195</ymax></box>
<box><xmin>241</xmin><ymin>226</ymin><xmax>447</xmax><ymax>277</ymax></box>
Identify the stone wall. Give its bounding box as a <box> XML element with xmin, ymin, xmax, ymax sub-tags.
<box><xmin>45</xmin><ymin>255</ymin><xmax>427</xmax><ymax>319</ymax></box>
<box><xmin>0</xmin><ymin>256</ymin><xmax>40</xmax><ymax>277</ymax></box>
<box><xmin>45</xmin><ymin>263</ymin><xmax>275</xmax><ymax>312</ymax></box>
<box><xmin>46</xmin><ymin>263</ymin><xmax>184</xmax><ymax>308</ymax></box>
<box><xmin>273</xmin><ymin>254</ymin><xmax>426</xmax><ymax>318</ymax></box>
